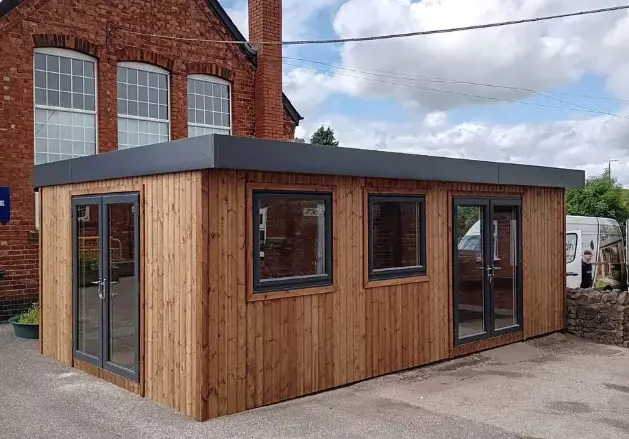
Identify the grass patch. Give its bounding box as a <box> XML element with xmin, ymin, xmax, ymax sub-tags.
<box><xmin>18</xmin><ymin>302</ymin><xmax>40</xmax><ymax>324</ymax></box>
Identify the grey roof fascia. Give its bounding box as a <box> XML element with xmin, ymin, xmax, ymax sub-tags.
<box><xmin>32</xmin><ymin>135</ymin><xmax>215</xmax><ymax>189</ymax></box>
<box><xmin>497</xmin><ymin>162</ymin><xmax>584</xmax><ymax>188</ymax></box>
<box><xmin>32</xmin><ymin>134</ymin><xmax>585</xmax><ymax>189</ymax></box>
<box><xmin>214</xmin><ymin>135</ymin><xmax>502</xmax><ymax>183</ymax></box>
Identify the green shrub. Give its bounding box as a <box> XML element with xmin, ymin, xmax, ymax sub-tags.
<box><xmin>18</xmin><ymin>302</ymin><xmax>40</xmax><ymax>324</ymax></box>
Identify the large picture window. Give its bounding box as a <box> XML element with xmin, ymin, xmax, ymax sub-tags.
<box><xmin>368</xmin><ymin>194</ymin><xmax>426</xmax><ymax>281</ymax></box>
<box><xmin>253</xmin><ymin>190</ymin><xmax>333</xmax><ymax>293</ymax></box>
<box><xmin>117</xmin><ymin>62</ymin><xmax>170</xmax><ymax>149</ymax></box>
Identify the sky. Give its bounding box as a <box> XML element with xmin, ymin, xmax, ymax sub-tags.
<box><xmin>219</xmin><ymin>0</ymin><xmax>629</xmax><ymax>186</ymax></box>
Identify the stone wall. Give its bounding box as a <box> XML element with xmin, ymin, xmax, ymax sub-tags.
<box><xmin>566</xmin><ymin>288</ymin><xmax>629</xmax><ymax>347</ymax></box>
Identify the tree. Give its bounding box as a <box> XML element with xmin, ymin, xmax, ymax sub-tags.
<box><xmin>567</xmin><ymin>170</ymin><xmax>629</xmax><ymax>235</ymax></box>
<box><xmin>310</xmin><ymin>125</ymin><xmax>339</xmax><ymax>147</ymax></box>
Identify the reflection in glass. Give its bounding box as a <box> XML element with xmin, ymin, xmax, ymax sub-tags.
<box><xmin>493</xmin><ymin>205</ymin><xmax>518</xmax><ymax>331</ymax></box>
<box><xmin>77</xmin><ymin>204</ymin><xmax>101</xmax><ymax>357</ymax></box>
<box><xmin>371</xmin><ymin>199</ymin><xmax>422</xmax><ymax>271</ymax></box>
<box><xmin>107</xmin><ymin>203</ymin><xmax>137</xmax><ymax>372</ymax></box>
<box><xmin>455</xmin><ymin>206</ymin><xmax>485</xmax><ymax>338</ymax></box>
<box><xmin>258</xmin><ymin>196</ymin><xmax>327</xmax><ymax>280</ymax></box>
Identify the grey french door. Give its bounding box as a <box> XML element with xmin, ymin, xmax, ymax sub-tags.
<box><xmin>452</xmin><ymin>197</ymin><xmax>523</xmax><ymax>345</ymax></box>
<box><xmin>72</xmin><ymin>193</ymin><xmax>140</xmax><ymax>382</ymax></box>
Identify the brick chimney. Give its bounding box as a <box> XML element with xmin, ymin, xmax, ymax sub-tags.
<box><xmin>249</xmin><ymin>0</ymin><xmax>284</xmax><ymax>140</ymax></box>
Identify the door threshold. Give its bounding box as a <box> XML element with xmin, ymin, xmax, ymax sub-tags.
<box><xmin>451</xmin><ymin>331</ymin><xmax>523</xmax><ymax>358</ymax></box>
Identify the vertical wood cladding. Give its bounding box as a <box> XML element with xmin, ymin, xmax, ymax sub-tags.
<box><xmin>205</xmin><ymin>171</ymin><xmax>566</xmax><ymax>420</ymax></box>
<box><xmin>40</xmin><ymin>170</ymin><xmax>566</xmax><ymax>421</ymax></box>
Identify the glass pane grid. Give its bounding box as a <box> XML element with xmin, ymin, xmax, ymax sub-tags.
<box><xmin>118</xmin><ymin>116</ymin><xmax>169</xmax><ymax>150</ymax></box>
<box><xmin>35</xmin><ymin>108</ymin><xmax>96</xmax><ymax>165</ymax></box>
<box><xmin>34</xmin><ymin>53</ymin><xmax>96</xmax><ymax>112</ymax></box>
<box><xmin>187</xmin><ymin>78</ymin><xmax>231</xmax><ymax>137</ymax></box>
<box><xmin>117</xmin><ymin>66</ymin><xmax>169</xmax><ymax>122</ymax></box>
<box><xmin>188</xmin><ymin>125</ymin><xmax>231</xmax><ymax>138</ymax></box>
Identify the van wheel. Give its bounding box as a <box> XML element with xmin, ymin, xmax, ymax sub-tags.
<box><xmin>604</xmin><ymin>285</ymin><xmax>612</xmax><ymax>292</ymax></box>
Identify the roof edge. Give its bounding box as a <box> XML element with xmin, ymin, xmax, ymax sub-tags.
<box><xmin>0</xmin><ymin>0</ymin><xmax>25</xmax><ymax>17</ymax></box>
<box><xmin>33</xmin><ymin>134</ymin><xmax>586</xmax><ymax>190</ymax></box>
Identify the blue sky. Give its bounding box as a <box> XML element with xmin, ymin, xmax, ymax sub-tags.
<box><xmin>219</xmin><ymin>0</ymin><xmax>629</xmax><ymax>184</ymax></box>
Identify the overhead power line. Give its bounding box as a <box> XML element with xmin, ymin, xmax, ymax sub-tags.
<box><xmin>281</xmin><ymin>56</ymin><xmax>629</xmax><ymax>120</ymax></box>
<box><xmin>282</xmin><ymin>55</ymin><xmax>629</xmax><ymax>106</ymax></box>
<box><xmin>282</xmin><ymin>60</ymin><xmax>629</xmax><ymax>119</ymax></box>
<box><xmin>119</xmin><ymin>4</ymin><xmax>629</xmax><ymax>46</ymax></box>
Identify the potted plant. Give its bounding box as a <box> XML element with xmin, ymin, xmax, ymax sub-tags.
<box><xmin>9</xmin><ymin>302</ymin><xmax>40</xmax><ymax>340</ymax></box>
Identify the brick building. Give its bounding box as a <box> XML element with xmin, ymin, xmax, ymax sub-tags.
<box><xmin>0</xmin><ymin>0</ymin><xmax>302</xmax><ymax>320</ymax></box>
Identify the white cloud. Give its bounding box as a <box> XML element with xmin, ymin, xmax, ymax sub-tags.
<box><xmin>282</xmin><ymin>68</ymin><xmax>338</xmax><ymax>114</ymax></box>
<box><xmin>323</xmin><ymin>0</ymin><xmax>629</xmax><ymax>111</ymax></box>
<box><xmin>299</xmin><ymin>109</ymin><xmax>629</xmax><ymax>185</ymax></box>
<box><xmin>423</xmin><ymin>111</ymin><xmax>447</xmax><ymax>127</ymax></box>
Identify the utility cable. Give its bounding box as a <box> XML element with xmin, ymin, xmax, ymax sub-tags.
<box><xmin>282</xmin><ymin>61</ymin><xmax>629</xmax><ymax>118</ymax></box>
<box><xmin>281</xmin><ymin>56</ymin><xmax>629</xmax><ymax>120</ymax></box>
<box><xmin>118</xmin><ymin>5</ymin><xmax>629</xmax><ymax>46</ymax></box>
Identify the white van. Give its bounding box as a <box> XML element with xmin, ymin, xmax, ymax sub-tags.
<box><xmin>566</xmin><ymin>216</ymin><xmax>626</xmax><ymax>290</ymax></box>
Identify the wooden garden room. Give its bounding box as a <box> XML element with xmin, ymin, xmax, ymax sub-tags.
<box><xmin>33</xmin><ymin>134</ymin><xmax>584</xmax><ymax>421</ymax></box>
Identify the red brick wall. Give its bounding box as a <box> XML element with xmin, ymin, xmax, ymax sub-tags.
<box><xmin>260</xmin><ymin>200</ymin><xmax>321</xmax><ymax>279</ymax></box>
<box><xmin>372</xmin><ymin>202</ymin><xmax>419</xmax><ymax>270</ymax></box>
<box><xmin>249</xmin><ymin>0</ymin><xmax>284</xmax><ymax>140</ymax></box>
<box><xmin>0</xmin><ymin>0</ymin><xmax>296</xmax><ymax>319</ymax></box>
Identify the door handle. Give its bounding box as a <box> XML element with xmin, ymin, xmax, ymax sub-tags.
<box><xmin>96</xmin><ymin>278</ymin><xmax>106</xmax><ymax>299</ymax></box>
<box><xmin>486</xmin><ymin>266</ymin><xmax>494</xmax><ymax>283</ymax></box>
<box><xmin>567</xmin><ymin>272</ymin><xmax>579</xmax><ymax>276</ymax></box>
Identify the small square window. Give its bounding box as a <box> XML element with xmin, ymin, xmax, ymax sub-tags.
<box><xmin>368</xmin><ymin>194</ymin><xmax>426</xmax><ymax>281</ymax></box>
<box><xmin>253</xmin><ymin>190</ymin><xmax>333</xmax><ymax>293</ymax></box>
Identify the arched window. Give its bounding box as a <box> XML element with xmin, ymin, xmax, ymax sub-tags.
<box><xmin>187</xmin><ymin>74</ymin><xmax>231</xmax><ymax>137</ymax></box>
<box><xmin>34</xmin><ymin>48</ymin><xmax>97</xmax><ymax>165</ymax></box>
<box><xmin>117</xmin><ymin>62</ymin><xmax>170</xmax><ymax>149</ymax></box>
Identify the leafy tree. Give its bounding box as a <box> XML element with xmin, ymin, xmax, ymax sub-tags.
<box><xmin>567</xmin><ymin>170</ymin><xmax>629</xmax><ymax>235</ymax></box>
<box><xmin>455</xmin><ymin>206</ymin><xmax>481</xmax><ymax>243</ymax></box>
<box><xmin>310</xmin><ymin>125</ymin><xmax>339</xmax><ymax>147</ymax></box>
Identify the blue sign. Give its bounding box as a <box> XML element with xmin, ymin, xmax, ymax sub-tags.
<box><xmin>0</xmin><ymin>187</ymin><xmax>10</xmax><ymax>223</ymax></box>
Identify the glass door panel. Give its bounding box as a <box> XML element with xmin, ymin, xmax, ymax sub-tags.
<box><xmin>73</xmin><ymin>198</ymin><xmax>102</xmax><ymax>364</ymax></box>
<box><xmin>72</xmin><ymin>193</ymin><xmax>140</xmax><ymax>382</ymax></box>
<box><xmin>492</xmin><ymin>203</ymin><xmax>521</xmax><ymax>332</ymax></box>
<box><xmin>103</xmin><ymin>196</ymin><xmax>140</xmax><ymax>381</ymax></box>
<box><xmin>453</xmin><ymin>201</ymin><xmax>489</xmax><ymax>342</ymax></box>
<box><xmin>453</xmin><ymin>197</ymin><xmax>522</xmax><ymax>345</ymax></box>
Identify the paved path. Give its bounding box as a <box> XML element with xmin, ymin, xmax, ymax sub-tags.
<box><xmin>3</xmin><ymin>324</ymin><xmax>629</xmax><ymax>438</ymax></box>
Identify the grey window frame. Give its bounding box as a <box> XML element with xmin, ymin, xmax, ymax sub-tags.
<box><xmin>368</xmin><ymin>194</ymin><xmax>427</xmax><ymax>281</ymax></box>
<box><xmin>252</xmin><ymin>190</ymin><xmax>333</xmax><ymax>293</ymax></box>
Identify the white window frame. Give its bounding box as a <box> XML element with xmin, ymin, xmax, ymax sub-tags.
<box><xmin>187</xmin><ymin>74</ymin><xmax>232</xmax><ymax>135</ymax></box>
<box><xmin>34</xmin><ymin>48</ymin><xmax>98</xmax><ymax>229</ymax></box>
<box><xmin>117</xmin><ymin>61</ymin><xmax>171</xmax><ymax>148</ymax></box>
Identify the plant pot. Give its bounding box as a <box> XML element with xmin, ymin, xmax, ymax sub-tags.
<box><xmin>8</xmin><ymin>316</ymin><xmax>39</xmax><ymax>340</ymax></box>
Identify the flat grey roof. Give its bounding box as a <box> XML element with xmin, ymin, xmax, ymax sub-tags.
<box><xmin>32</xmin><ymin>134</ymin><xmax>585</xmax><ymax>189</ymax></box>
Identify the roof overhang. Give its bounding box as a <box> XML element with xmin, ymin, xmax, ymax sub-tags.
<box><xmin>33</xmin><ymin>134</ymin><xmax>586</xmax><ymax>190</ymax></box>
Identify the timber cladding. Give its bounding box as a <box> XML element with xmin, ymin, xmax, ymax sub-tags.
<box><xmin>40</xmin><ymin>172</ymin><xmax>208</xmax><ymax>420</ymax></box>
<box><xmin>39</xmin><ymin>169</ymin><xmax>566</xmax><ymax>421</ymax></box>
<box><xmin>204</xmin><ymin>170</ymin><xmax>565</xmax><ymax>420</ymax></box>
